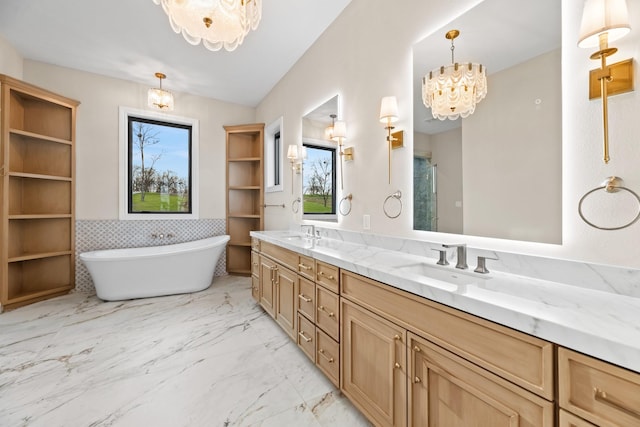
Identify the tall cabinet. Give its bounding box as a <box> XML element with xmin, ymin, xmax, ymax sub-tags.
<box><xmin>224</xmin><ymin>123</ymin><xmax>264</xmax><ymax>275</ymax></box>
<box><xmin>1</xmin><ymin>75</ymin><xmax>79</xmax><ymax>310</ymax></box>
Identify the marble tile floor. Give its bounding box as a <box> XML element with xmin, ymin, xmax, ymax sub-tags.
<box><xmin>0</xmin><ymin>276</ymin><xmax>371</xmax><ymax>427</ymax></box>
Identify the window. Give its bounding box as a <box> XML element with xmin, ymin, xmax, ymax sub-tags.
<box><xmin>119</xmin><ymin>107</ymin><xmax>199</xmax><ymax>219</ymax></box>
<box><xmin>265</xmin><ymin>117</ymin><xmax>284</xmax><ymax>193</ymax></box>
<box><xmin>302</xmin><ymin>141</ymin><xmax>337</xmax><ymax>219</ymax></box>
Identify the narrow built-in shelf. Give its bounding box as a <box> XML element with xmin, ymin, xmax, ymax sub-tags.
<box><xmin>9</xmin><ymin>172</ymin><xmax>72</xmax><ymax>181</ymax></box>
<box><xmin>9</xmin><ymin>128</ymin><xmax>73</xmax><ymax>145</ymax></box>
<box><xmin>8</xmin><ymin>251</ymin><xmax>73</xmax><ymax>263</ymax></box>
<box><xmin>228</xmin><ymin>214</ymin><xmax>261</xmax><ymax>219</ymax></box>
<box><xmin>228</xmin><ymin>186</ymin><xmax>261</xmax><ymax>190</ymax></box>
<box><xmin>7</xmin><ymin>286</ymin><xmax>73</xmax><ymax>305</ymax></box>
<box><xmin>9</xmin><ymin>214</ymin><xmax>73</xmax><ymax>220</ymax></box>
<box><xmin>229</xmin><ymin>241</ymin><xmax>252</xmax><ymax>247</ymax></box>
<box><xmin>228</xmin><ymin>269</ymin><xmax>252</xmax><ymax>275</ymax></box>
<box><xmin>228</xmin><ymin>157</ymin><xmax>261</xmax><ymax>162</ymax></box>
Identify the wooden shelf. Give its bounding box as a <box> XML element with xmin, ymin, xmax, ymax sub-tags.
<box><xmin>225</xmin><ymin>123</ymin><xmax>264</xmax><ymax>275</ymax></box>
<box><xmin>9</xmin><ymin>251</ymin><xmax>73</xmax><ymax>263</ymax></box>
<box><xmin>10</xmin><ymin>128</ymin><xmax>73</xmax><ymax>145</ymax></box>
<box><xmin>1</xmin><ymin>74</ymin><xmax>78</xmax><ymax>308</ymax></box>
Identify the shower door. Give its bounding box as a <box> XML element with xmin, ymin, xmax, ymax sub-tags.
<box><xmin>413</xmin><ymin>156</ymin><xmax>437</xmax><ymax>231</ymax></box>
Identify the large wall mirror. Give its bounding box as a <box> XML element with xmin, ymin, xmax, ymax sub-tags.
<box><xmin>412</xmin><ymin>0</ymin><xmax>562</xmax><ymax>244</ymax></box>
<box><xmin>301</xmin><ymin>95</ymin><xmax>339</xmax><ymax>220</ymax></box>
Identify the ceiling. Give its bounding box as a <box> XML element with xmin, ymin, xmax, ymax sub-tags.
<box><xmin>413</xmin><ymin>0</ymin><xmax>561</xmax><ymax>135</ymax></box>
<box><xmin>0</xmin><ymin>0</ymin><xmax>351</xmax><ymax>107</ymax></box>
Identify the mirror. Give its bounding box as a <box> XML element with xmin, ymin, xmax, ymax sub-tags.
<box><xmin>412</xmin><ymin>0</ymin><xmax>562</xmax><ymax>244</ymax></box>
<box><xmin>301</xmin><ymin>95</ymin><xmax>339</xmax><ymax>219</ymax></box>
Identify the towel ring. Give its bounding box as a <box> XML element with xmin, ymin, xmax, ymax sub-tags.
<box><xmin>292</xmin><ymin>197</ymin><xmax>301</xmax><ymax>214</ymax></box>
<box><xmin>578</xmin><ymin>176</ymin><xmax>640</xmax><ymax>230</ymax></box>
<box><xmin>383</xmin><ymin>190</ymin><xmax>402</xmax><ymax>219</ymax></box>
<box><xmin>339</xmin><ymin>194</ymin><xmax>353</xmax><ymax>216</ymax></box>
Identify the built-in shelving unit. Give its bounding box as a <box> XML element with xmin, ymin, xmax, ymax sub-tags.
<box><xmin>1</xmin><ymin>74</ymin><xmax>79</xmax><ymax>309</ymax></box>
<box><xmin>224</xmin><ymin>123</ymin><xmax>264</xmax><ymax>275</ymax></box>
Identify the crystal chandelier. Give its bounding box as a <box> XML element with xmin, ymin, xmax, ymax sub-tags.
<box><xmin>422</xmin><ymin>30</ymin><xmax>487</xmax><ymax>120</ymax></box>
<box><xmin>148</xmin><ymin>72</ymin><xmax>174</xmax><ymax>111</ymax></box>
<box><xmin>152</xmin><ymin>0</ymin><xmax>262</xmax><ymax>52</ymax></box>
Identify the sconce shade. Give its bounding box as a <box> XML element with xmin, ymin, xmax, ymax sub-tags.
<box><xmin>379</xmin><ymin>96</ymin><xmax>399</xmax><ymax>123</ymax></box>
<box><xmin>332</xmin><ymin>120</ymin><xmax>347</xmax><ymax>140</ymax></box>
<box><xmin>578</xmin><ymin>0</ymin><xmax>631</xmax><ymax>48</ymax></box>
<box><xmin>287</xmin><ymin>145</ymin><xmax>299</xmax><ymax>160</ymax></box>
<box><xmin>148</xmin><ymin>72</ymin><xmax>174</xmax><ymax>111</ymax></box>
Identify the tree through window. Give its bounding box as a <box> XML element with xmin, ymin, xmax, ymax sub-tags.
<box><xmin>127</xmin><ymin>117</ymin><xmax>192</xmax><ymax>214</ymax></box>
<box><xmin>302</xmin><ymin>143</ymin><xmax>336</xmax><ymax>215</ymax></box>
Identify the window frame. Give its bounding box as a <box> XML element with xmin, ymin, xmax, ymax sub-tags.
<box><xmin>118</xmin><ymin>106</ymin><xmax>199</xmax><ymax>220</ymax></box>
<box><xmin>302</xmin><ymin>138</ymin><xmax>337</xmax><ymax>221</ymax></box>
<box><xmin>265</xmin><ymin>117</ymin><xmax>284</xmax><ymax>193</ymax></box>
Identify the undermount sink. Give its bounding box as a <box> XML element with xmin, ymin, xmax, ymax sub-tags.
<box><xmin>395</xmin><ymin>262</ymin><xmax>483</xmax><ymax>288</ymax></box>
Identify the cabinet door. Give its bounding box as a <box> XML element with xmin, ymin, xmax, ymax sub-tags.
<box><xmin>409</xmin><ymin>332</ymin><xmax>554</xmax><ymax>427</ymax></box>
<box><xmin>259</xmin><ymin>256</ymin><xmax>276</xmax><ymax>317</ymax></box>
<box><xmin>341</xmin><ymin>298</ymin><xmax>406</xmax><ymax>427</ymax></box>
<box><xmin>559</xmin><ymin>410</ymin><xmax>597</xmax><ymax>427</ymax></box>
<box><xmin>275</xmin><ymin>265</ymin><xmax>298</xmax><ymax>340</ymax></box>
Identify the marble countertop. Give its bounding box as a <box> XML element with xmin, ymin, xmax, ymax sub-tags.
<box><xmin>251</xmin><ymin>230</ymin><xmax>640</xmax><ymax>374</ymax></box>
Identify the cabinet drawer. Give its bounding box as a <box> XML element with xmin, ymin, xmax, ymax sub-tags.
<box><xmin>316</xmin><ymin>261</ymin><xmax>339</xmax><ymax>293</ymax></box>
<box><xmin>559</xmin><ymin>410</ymin><xmax>597</xmax><ymax>427</ymax></box>
<box><xmin>297</xmin><ymin>313</ymin><xmax>315</xmax><ymax>363</ymax></box>
<box><xmin>316</xmin><ymin>285</ymin><xmax>339</xmax><ymax>341</ymax></box>
<box><xmin>251</xmin><ymin>251</ymin><xmax>260</xmax><ymax>277</ymax></box>
<box><xmin>316</xmin><ymin>328</ymin><xmax>339</xmax><ymax>387</ymax></box>
<box><xmin>559</xmin><ymin>347</ymin><xmax>640</xmax><ymax>426</ymax></box>
<box><xmin>251</xmin><ymin>237</ymin><xmax>260</xmax><ymax>252</ymax></box>
<box><xmin>261</xmin><ymin>241</ymin><xmax>297</xmax><ymax>271</ymax></box>
<box><xmin>341</xmin><ymin>270</ymin><xmax>554</xmax><ymax>400</ymax></box>
<box><xmin>297</xmin><ymin>276</ymin><xmax>315</xmax><ymax>322</ymax></box>
<box><xmin>297</xmin><ymin>254</ymin><xmax>315</xmax><ymax>280</ymax></box>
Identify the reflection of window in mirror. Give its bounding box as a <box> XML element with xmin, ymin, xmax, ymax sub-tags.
<box><xmin>302</xmin><ymin>141</ymin><xmax>337</xmax><ymax>219</ymax></box>
<box><xmin>265</xmin><ymin>117</ymin><xmax>284</xmax><ymax>193</ymax></box>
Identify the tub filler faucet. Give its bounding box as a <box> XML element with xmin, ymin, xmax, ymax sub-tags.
<box><xmin>443</xmin><ymin>244</ymin><xmax>468</xmax><ymax>270</ymax></box>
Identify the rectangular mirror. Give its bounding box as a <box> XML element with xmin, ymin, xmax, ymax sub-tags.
<box><xmin>412</xmin><ymin>0</ymin><xmax>562</xmax><ymax>244</ymax></box>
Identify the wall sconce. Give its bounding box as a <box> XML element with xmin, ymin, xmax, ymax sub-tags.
<box><xmin>287</xmin><ymin>145</ymin><xmax>300</xmax><ymax>194</ymax></box>
<box><xmin>148</xmin><ymin>72</ymin><xmax>175</xmax><ymax>111</ymax></box>
<box><xmin>578</xmin><ymin>0</ymin><xmax>633</xmax><ymax>164</ymax></box>
<box><xmin>379</xmin><ymin>96</ymin><xmax>403</xmax><ymax>184</ymax></box>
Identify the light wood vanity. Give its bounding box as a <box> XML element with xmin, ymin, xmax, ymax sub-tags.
<box><xmin>251</xmin><ymin>236</ymin><xmax>640</xmax><ymax>426</ymax></box>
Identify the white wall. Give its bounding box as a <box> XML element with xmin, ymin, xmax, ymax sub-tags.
<box><xmin>0</xmin><ymin>35</ymin><xmax>23</xmax><ymax>79</ymax></box>
<box><xmin>463</xmin><ymin>49</ymin><xmax>562</xmax><ymax>243</ymax></box>
<box><xmin>23</xmin><ymin>60</ymin><xmax>255</xmax><ymax>220</ymax></box>
<box><xmin>257</xmin><ymin>0</ymin><xmax>640</xmax><ymax>269</ymax></box>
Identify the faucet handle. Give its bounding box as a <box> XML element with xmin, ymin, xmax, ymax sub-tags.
<box><xmin>474</xmin><ymin>255</ymin><xmax>499</xmax><ymax>274</ymax></box>
<box><xmin>431</xmin><ymin>248</ymin><xmax>449</xmax><ymax>266</ymax></box>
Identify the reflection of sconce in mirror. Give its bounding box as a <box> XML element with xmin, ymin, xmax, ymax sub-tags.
<box><xmin>379</xmin><ymin>96</ymin><xmax>403</xmax><ymax>184</ymax></box>
<box><xmin>578</xmin><ymin>0</ymin><xmax>634</xmax><ymax>164</ymax></box>
<box><xmin>332</xmin><ymin>119</ymin><xmax>352</xmax><ymax>189</ymax></box>
<box><xmin>287</xmin><ymin>145</ymin><xmax>305</xmax><ymax>194</ymax></box>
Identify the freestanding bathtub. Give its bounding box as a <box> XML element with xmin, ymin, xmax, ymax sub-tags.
<box><xmin>80</xmin><ymin>235</ymin><xmax>230</xmax><ymax>301</ymax></box>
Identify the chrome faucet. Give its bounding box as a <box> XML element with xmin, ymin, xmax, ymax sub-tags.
<box><xmin>443</xmin><ymin>244</ymin><xmax>468</xmax><ymax>269</ymax></box>
<box><xmin>301</xmin><ymin>224</ymin><xmax>316</xmax><ymax>239</ymax></box>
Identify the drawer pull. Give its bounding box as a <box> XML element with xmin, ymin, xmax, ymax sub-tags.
<box><xmin>413</xmin><ymin>345</ymin><xmax>421</xmax><ymax>352</ymax></box>
<box><xmin>298</xmin><ymin>263</ymin><xmax>312</xmax><ymax>270</ymax></box>
<box><xmin>319</xmin><ymin>271</ymin><xmax>335</xmax><ymax>281</ymax></box>
<box><xmin>319</xmin><ymin>305</ymin><xmax>335</xmax><ymax>317</ymax></box>
<box><xmin>394</xmin><ymin>334</ymin><xmax>401</xmax><ymax>341</ymax></box>
<box><xmin>594</xmin><ymin>387</ymin><xmax>640</xmax><ymax>419</ymax></box>
<box><xmin>298</xmin><ymin>331</ymin><xmax>312</xmax><ymax>343</ymax></box>
<box><xmin>298</xmin><ymin>294</ymin><xmax>312</xmax><ymax>303</ymax></box>
<box><xmin>413</xmin><ymin>376</ymin><xmax>422</xmax><ymax>384</ymax></box>
<box><xmin>394</xmin><ymin>362</ymin><xmax>401</xmax><ymax>369</ymax></box>
<box><xmin>318</xmin><ymin>348</ymin><xmax>334</xmax><ymax>363</ymax></box>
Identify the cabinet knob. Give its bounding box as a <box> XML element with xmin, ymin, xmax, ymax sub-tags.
<box><xmin>414</xmin><ymin>376</ymin><xmax>422</xmax><ymax>384</ymax></box>
<box><xmin>413</xmin><ymin>345</ymin><xmax>421</xmax><ymax>352</ymax></box>
<box><xmin>394</xmin><ymin>362</ymin><xmax>401</xmax><ymax>369</ymax></box>
<box><xmin>394</xmin><ymin>334</ymin><xmax>401</xmax><ymax>341</ymax></box>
